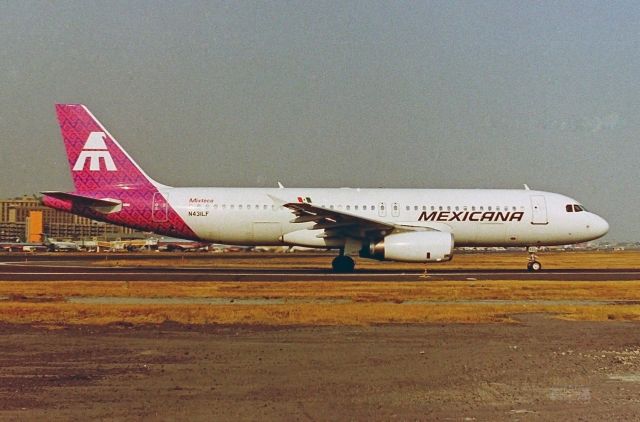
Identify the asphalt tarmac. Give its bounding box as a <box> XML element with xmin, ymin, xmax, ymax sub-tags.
<box><xmin>0</xmin><ymin>256</ymin><xmax>638</xmax><ymax>282</ymax></box>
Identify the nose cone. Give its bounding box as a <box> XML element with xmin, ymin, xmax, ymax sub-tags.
<box><xmin>590</xmin><ymin>214</ymin><xmax>609</xmax><ymax>239</ymax></box>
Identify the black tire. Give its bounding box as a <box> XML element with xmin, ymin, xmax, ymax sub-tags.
<box><xmin>332</xmin><ymin>255</ymin><xmax>355</xmax><ymax>273</ymax></box>
<box><xmin>530</xmin><ymin>261</ymin><xmax>542</xmax><ymax>271</ymax></box>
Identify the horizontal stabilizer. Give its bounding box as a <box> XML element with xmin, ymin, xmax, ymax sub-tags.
<box><xmin>41</xmin><ymin>191</ymin><xmax>122</xmax><ymax>213</ymax></box>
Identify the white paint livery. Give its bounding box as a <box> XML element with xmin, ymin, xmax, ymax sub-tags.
<box><xmin>169</xmin><ymin>186</ymin><xmax>608</xmax><ymax>271</ymax></box>
<box><xmin>172</xmin><ymin>188</ymin><xmax>608</xmax><ymax>245</ymax></box>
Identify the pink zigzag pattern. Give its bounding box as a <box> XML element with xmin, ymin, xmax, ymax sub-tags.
<box><xmin>44</xmin><ymin>105</ymin><xmax>200</xmax><ymax>241</ymax></box>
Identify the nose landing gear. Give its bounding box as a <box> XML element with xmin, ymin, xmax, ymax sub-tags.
<box><xmin>527</xmin><ymin>247</ymin><xmax>542</xmax><ymax>271</ymax></box>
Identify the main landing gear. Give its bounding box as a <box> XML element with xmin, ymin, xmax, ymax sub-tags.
<box><xmin>527</xmin><ymin>246</ymin><xmax>542</xmax><ymax>272</ymax></box>
<box><xmin>332</xmin><ymin>251</ymin><xmax>355</xmax><ymax>273</ymax></box>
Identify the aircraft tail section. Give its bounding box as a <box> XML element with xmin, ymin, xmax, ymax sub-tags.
<box><xmin>44</xmin><ymin>104</ymin><xmax>199</xmax><ymax>241</ymax></box>
<box><xmin>55</xmin><ymin>104</ymin><xmax>164</xmax><ymax>192</ymax></box>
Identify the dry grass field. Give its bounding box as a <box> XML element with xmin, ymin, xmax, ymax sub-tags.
<box><xmin>0</xmin><ymin>250</ymin><xmax>638</xmax><ymax>326</ymax></box>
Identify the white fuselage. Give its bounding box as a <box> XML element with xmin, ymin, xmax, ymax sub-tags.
<box><xmin>163</xmin><ymin>187</ymin><xmax>609</xmax><ymax>248</ymax></box>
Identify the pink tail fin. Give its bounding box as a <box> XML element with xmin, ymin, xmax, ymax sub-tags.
<box><xmin>55</xmin><ymin>104</ymin><xmax>162</xmax><ymax>192</ymax></box>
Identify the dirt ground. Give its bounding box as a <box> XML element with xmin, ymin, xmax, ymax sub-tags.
<box><xmin>2</xmin><ymin>315</ymin><xmax>640</xmax><ymax>421</ymax></box>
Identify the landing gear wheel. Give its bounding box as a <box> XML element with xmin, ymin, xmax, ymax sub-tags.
<box><xmin>526</xmin><ymin>246</ymin><xmax>542</xmax><ymax>272</ymax></box>
<box><xmin>332</xmin><ymin>255</ymin><xmax>355</xmax><ymax>273</ymax></box>
<box><xmin>528</xmin><ymin>261</ymin><xmax>542</xmax><ymax>272</ymax></box>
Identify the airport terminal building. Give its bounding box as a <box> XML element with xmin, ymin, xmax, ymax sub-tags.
<box><xmin>0</xmin><ymin>195</ymin><xmax>139</xmax><ymax>242</ymax></box>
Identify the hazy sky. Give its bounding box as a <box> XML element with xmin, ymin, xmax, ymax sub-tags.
<box><xmin>1</xmin><ymin>1</ymin><xmax>638</xmax><ymax>241</ymax></box>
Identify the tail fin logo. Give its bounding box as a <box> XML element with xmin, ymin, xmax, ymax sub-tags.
<box><xmin>72</xmin><ymin>132</ymin><xmax>117</xmax><ymax>172</ymax></box>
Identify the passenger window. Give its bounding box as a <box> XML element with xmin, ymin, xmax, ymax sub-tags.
<box><xmin>346</xmin><ymin>205</ymin><xmax>351</xmax><ymax>210</ymax></box>
<box><xmin>372</xmin><ymin>205</ymin><xmax>376</xmax><ymax>211</ymax></box>
<box><xmin>405</xmin><ymin>205</ymin><xmax>410</xmax><ymax>211</ymax></box>
<box><xmin>363</xmin><ymin>205</ymin><xmax>367</xmax><ymax>211</ymax></box>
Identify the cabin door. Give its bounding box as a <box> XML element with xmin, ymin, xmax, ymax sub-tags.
<box><xmin>152</xmin><ymin>192</ymin><xmax>169</xmax><ymax>222</ymax></box>
<box><xmin>530</xmin><ymin>195</ymin><xmax>548</xmax><ymax>225</ymax></box>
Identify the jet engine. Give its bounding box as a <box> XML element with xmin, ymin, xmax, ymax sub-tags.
<box><xmin>361</xmin><ymin>231</ymin><xmax>454</xmax><ymax>262</ymax></box>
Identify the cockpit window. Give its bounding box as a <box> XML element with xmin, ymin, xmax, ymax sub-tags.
<box><xmin>566</xmin><ymin>204</ymin><xmax>586</xmax><ymax>213</ymax></box>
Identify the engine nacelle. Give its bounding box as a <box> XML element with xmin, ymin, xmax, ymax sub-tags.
<box><xmin>362</xmin><ymin>231</ymin><xmax>454</xmax><ymax>262</ymax></box>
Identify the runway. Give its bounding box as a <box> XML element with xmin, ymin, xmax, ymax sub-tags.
<box><xmin>1</xmin><ymin>259</ymin><xmax>638</xmax><ymax>282</ymax></box>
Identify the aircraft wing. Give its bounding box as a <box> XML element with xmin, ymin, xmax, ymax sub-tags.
<box><xmin>277</xmin><ymin>199</ymin><xmax>437</xmax><ymax>238</ymax></box>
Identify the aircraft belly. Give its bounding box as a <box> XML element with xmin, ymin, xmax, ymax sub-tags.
<box><xmin>445</xmin><ymin>223</ymin><xmax>473</xmax><ymax>245</ymax></box>
<box><xmin>252</xmin><ymin>222</ymin><xmax>283</xmax><ymax>245</ymax></box>
<box><xmin>184</xmin><ymin>216</ymin><xmax>219</xmax><ymax>242</ymax></box>
<box><xmin>474</xmin><ymin>223</ymin><xmax>506</xmax><ymax>245</ymax></box>
<box><xmin>215</xmin><ymin>213</ymin><xmax>252</xmax><ymax>244</ymax></box>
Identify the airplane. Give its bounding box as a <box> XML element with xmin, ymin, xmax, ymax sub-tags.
<box><xmin>42</xmin><ymin>104</ymin><xmax>609</xmax><ymax>272</ymax></box>
<box><xmin>156</xmin><ymin>237</ymin><xmax>211</xmax><ymax>252</ymax></box>
<box><xmin>0</xmin><ymin>242</ymin><xmax>48</xmax><ymax>253</ymax></box>
<box><xmin>45</xmin><ymin>238</ymin><xmax>80</xmax><ymax>252</ymax></box>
